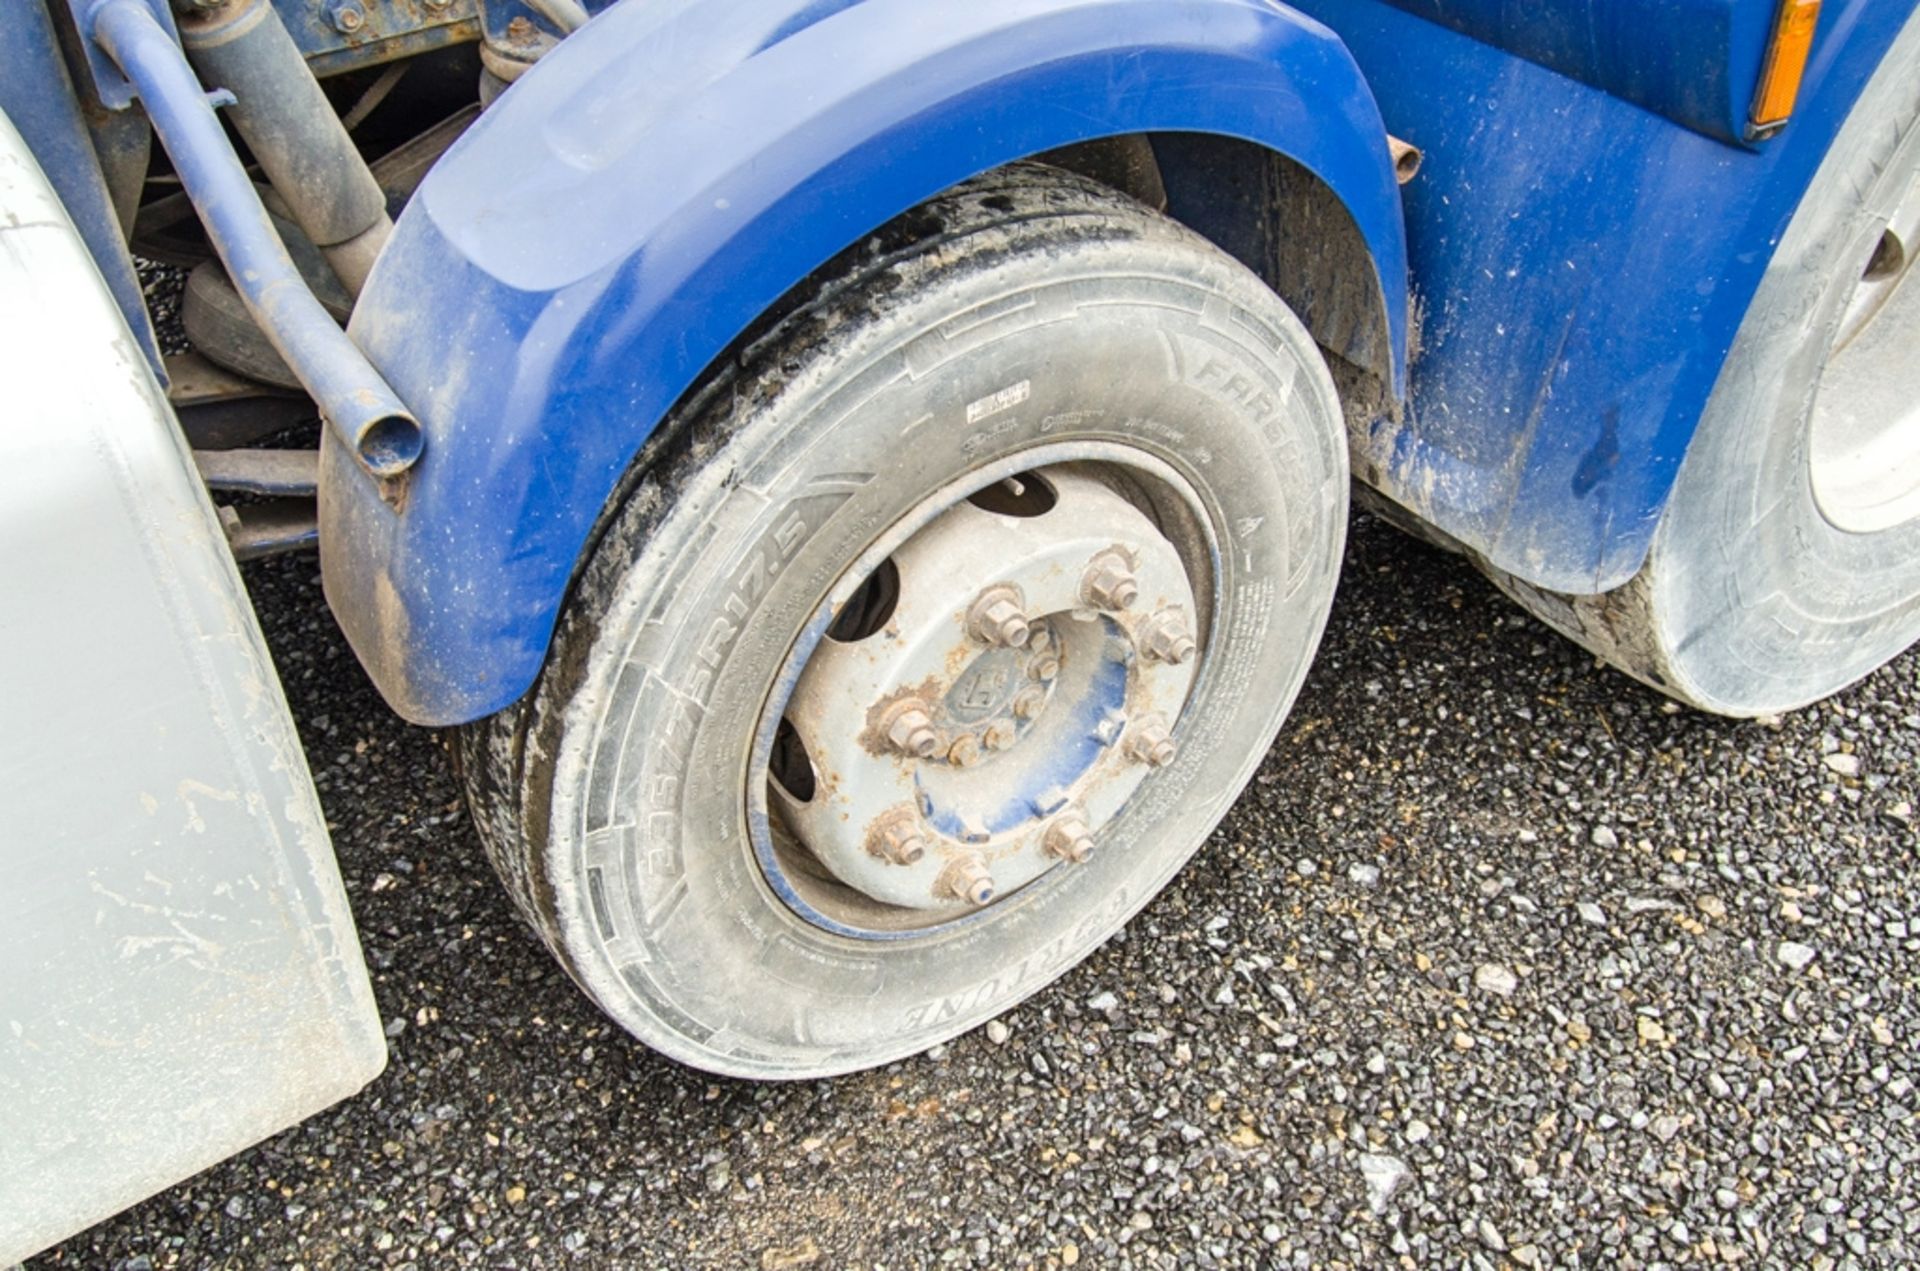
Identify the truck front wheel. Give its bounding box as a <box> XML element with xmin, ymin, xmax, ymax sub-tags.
<box><xmin>455</xmin><ymin>164</ymin><xmax>1348</xmax><ymax>1077</ymax></box>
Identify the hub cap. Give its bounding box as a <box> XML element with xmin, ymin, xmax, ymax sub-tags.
<box><xmin>762</xmin><ymin>465</ymin><xmax>1202</xmax><ymax>931</ymax></box>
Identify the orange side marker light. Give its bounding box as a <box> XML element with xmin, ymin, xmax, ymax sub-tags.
<box><xmin>1751</xmin><ymin>0</ymin><xmax>1822</xmax><ymax>135</ymax></box>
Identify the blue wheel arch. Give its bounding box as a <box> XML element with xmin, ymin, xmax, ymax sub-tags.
<box><xmin>324</xmin><ymin>0</ymin><xmax>1412</xmax><ymax>726</ymax></box>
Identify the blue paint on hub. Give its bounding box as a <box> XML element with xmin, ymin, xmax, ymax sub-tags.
<box><xmin>919</xmin><ymin>642</ymin><xmax>1130</xmax><ymax>841</ymax></box>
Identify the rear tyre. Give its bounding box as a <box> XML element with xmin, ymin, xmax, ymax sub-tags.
<box><xmin>455</xmin><ymin>164</ymin><xmax>1348</xmax><ymax>1077</ymax></box>
<box><xmin>1491</xmin><ymin>15</ymin><xmax>1920</xmax><ymax>716</ymax></box>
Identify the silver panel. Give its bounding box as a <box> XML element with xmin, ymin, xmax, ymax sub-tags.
<box><xmin>0</xmin><ymin>109</ymin><xmax>385</xmax><ymax>1264</ymax></box>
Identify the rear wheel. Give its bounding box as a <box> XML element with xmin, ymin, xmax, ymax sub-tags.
<box><xmin>456</xmin><ymin>164</ymin><xmax>1348</xmax><ymax>1077</ymax></box>
<box><xmin>1492</xmin><ymin>15</ymin><xmax>1920</xmax><ymax>716</ymax></box>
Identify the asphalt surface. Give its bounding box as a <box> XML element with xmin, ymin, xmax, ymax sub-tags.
<box><xmin>33</xmin><ymin>510</ymin><xmax>1920</xmax><ymax>1270</ymax></box>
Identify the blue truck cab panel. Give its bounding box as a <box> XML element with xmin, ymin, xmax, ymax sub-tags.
<box><xmin>326</xmin><ymin>0</ymin><xmax>1413</xmax><ymax>725</ymax></box>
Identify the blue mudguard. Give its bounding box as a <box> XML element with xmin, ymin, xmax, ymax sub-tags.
<box><xmin>327</xmin><ymin>0</ymin><xmax>1411</xmax><ymax>726</ymax></box>
<box><xmin>1293</xmin><ymin>0</ymin><xmax>1916</xmax><ymax>592</ymax></box>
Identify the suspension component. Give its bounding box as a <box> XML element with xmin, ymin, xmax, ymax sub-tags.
<box><xmin>176</xmin><ymin>0</ymin><xmax>392</xmax><ymax>295</ymax></box>
<box><xmin>83</xmin><ymin>0</ymin><xmax>421</xmax><ymax>479</ymax></box>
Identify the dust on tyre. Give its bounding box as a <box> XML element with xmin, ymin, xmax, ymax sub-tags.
<box><xmin>457</xmin><ymin>164</ymin><xmax>1349</xmax><ymax>1077</ymax></box>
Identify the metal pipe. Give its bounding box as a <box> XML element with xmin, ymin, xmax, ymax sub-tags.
<box><xmin>1386</xmin><ymin>134</ymin><xmax>1423</xmax><ymax>185</ymax></box>
<box><xmin>84</xmin><ymin>0</ymin><xmax>421</xmax><ymax>479</ymax></box>
<box><xmin>177</xmin><ymin>0</ymin><xmax>392</xmax><ymax>296</ymax></box>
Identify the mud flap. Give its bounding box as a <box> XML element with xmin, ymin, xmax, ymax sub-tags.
<box><xmin>0</xmin><ymin>110</ymin><xmax>385</xmax><ymax>1263</ymax></box>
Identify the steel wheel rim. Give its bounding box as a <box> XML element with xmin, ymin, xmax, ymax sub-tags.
<box><xmin>744</xmin><ymin>443</ymin><xmax>1220</xmax><ymax>942</ymax></box>
<box><xmin>1809</xmin><ymin>164</ymin><xmax>1920</xmax><ymax>535</ymax></box>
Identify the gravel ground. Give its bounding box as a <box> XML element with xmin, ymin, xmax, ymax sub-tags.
<box><xmin>32</xmin><ymin>511</ymin><xmax>1920</xmax><ymax>1270</ymax></box>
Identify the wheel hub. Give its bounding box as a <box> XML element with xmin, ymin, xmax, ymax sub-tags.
<box><xmin>769</xmin><ymin>467</ymin><xmax>1200</xmax><ymax>915</ymax></box>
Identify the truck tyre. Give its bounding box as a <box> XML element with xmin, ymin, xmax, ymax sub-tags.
<box><xmin>454</xmin><ymin>163</ymin><xmax>1348</xmax><ymax>1077</ymax></box>
<box><xmin>1490</xmin><ymin>15</ymin><xmax>1920</xmax><ymax>717</ymax></box>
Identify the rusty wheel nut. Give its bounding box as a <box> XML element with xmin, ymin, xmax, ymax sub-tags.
<box><xmin>1028</xmin><ymin>653</ymin><xmax>1061</xmax><ymax>682</ymax></box>
<box><xmin>1012</xmin><ymin>685</ymin><xmax>1047</xmax><ymax>720</ymax></box>
<box><xmin>868</xmin><ymin>810</ymin><xmax>928</xmax><ymax>866</ymax></box>
<box><xmin>1044</xmin><ymin>813</ymin><xmax>1095</xmax><ymax>864</ymax></box>
<box><xmin>940</xmin><ymin>856</ymin><xmax>997</xmax><ymax>906</ymax></box>
<box><xmin>1029</xmin><ymin>624</ymin><xmax>1054</xmax><ymax>655</ymax></box>
<box><xmin>967</xmin><ymin>585</ymin><xmax>1031</xmax><ymax>648</ymax></box>
<box><xmin>1139</xmin><ymin>608</ymin><xmax>1197</xmax><ymax>665</ymax></box>
<box><xmin>1126</xmin><ymin>717</ymin><xmax>1178</xmax><ymax>768</ymax></box>
<box><xmin>882</xmin><ymin>700</ymin><xmax>940</xmax><ymax>758</ymax></box>
<box><xmin>983</xmin><ymin>720</ymin><xmax>1017</xmax><ymax>751</ymax></box>
<box><xmin>947</xmin><ymin>733</ymin><xmax>982</xmax><ymax>767</ymax></box>
<box><xmin>1081</xmin><ymin>549</ymin><xmax>1139</xmax><ymax>611</ymax></box>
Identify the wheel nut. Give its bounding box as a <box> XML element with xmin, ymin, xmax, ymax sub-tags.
<box><xmin>1126</xmin><ymin>717</ymin><xmax>1177</xmax><ymax>768</ymax></box>
<box><xmin>867</xmin><ymin>809</ymin><xmax>928</xmax><ymax>866</ymax></box>
<box><xmin>1044</xmin><ymin>813</ymin><xmax>1095</xmax><ymax>864</ymax></box>
<box><xmin>983</xmin><ymin>720</ymin><xmax>1017</xmax><ymax>751</ymax></box>
<box><xmin>883</xmin><ymin>700</ymin><xmax>940</xmax><ymax>758</ymax></box>
<box><xmin>947</xmin><ymin>733</ymin><xmax>982</xmax><ymax>767</ymax></box>
<box><xmin>1012</xmin><ymin>685</ymin><xmax>1047</xmax><ymax>719</ymax></box>
<box><xmin>1081</xmin><ymin>549</ymin><xmax>1139</xmax><ymax>611</ymax></box>
<box><xmin>968</xmin><ymin>585</ymin><xmax>1031</xmax><ymax>648</ymax></box>
<box><xmin>940</xmin><ymin>856</ymin><xmax>996</xmax><ymax>906</ymax></box>
<box><xmin>1139</xmin><ymin>608</ymin><xmax>1197</xmax><ymax>665</ymax></box>
<box><xmin>1029</xmin><ymin>625</ymin><xmax>1054</xmax><ymax>655</ymax></box>
<box><xmin>1029</xmin><ymin>653</ymin><xmax>1061</xmax><ymax>682</ymax></box>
